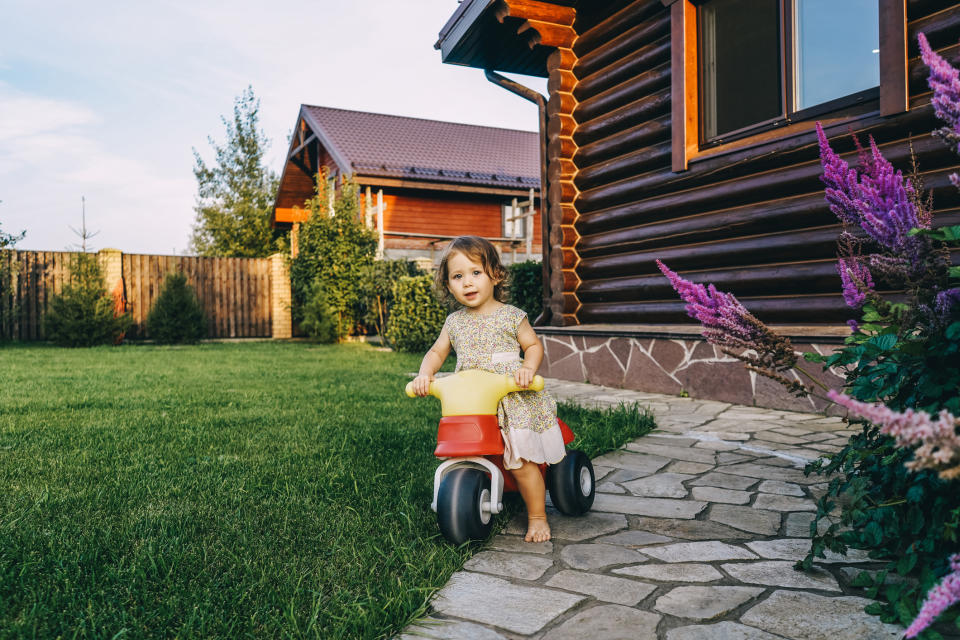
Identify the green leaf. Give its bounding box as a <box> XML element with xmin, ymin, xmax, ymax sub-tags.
<box><xmin>897</xmin><ymin>552</ymin><xmax>917</xmax><ymax>575</ymax></box>
<box><xmin>864</xmin><ymin>602</ymin><xmax>885</xmax><ymax>615</ymax></box>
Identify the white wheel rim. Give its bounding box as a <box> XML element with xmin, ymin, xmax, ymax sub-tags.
<box><xmin>479</xmin><ymin>488</ymin><xmax>492</xmax><ymax>524</ymax></box>
<box><xmin>579</xmin><ymin>466</ymin><xmax>592</xmax><ymax>496</ymax></box>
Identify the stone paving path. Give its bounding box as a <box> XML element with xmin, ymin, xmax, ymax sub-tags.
<box><xmin>397</xmin><ymin>379</ymin><xmax>908</xmax><ymax>640</ymax></box>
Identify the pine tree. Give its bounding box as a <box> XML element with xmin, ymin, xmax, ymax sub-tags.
<box><xmin>190</xmin><ymin>87</ymin><xmax>282</xmax><ymax>257</ymax></box>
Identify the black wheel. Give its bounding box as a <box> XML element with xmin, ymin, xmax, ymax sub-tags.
<box><xmin>547</xmin><ymin>450</ymin><xmax>595</xmax><ymax>516</ymax></box>
<box><xmin>437</xmin><ymin>468</ymin><xmax>494</xmax><ymax>544</ymax></box>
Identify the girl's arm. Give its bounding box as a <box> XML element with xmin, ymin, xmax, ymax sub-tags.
<box><xmin>515</xmin><ymin>317</ymin><xmax>543</xmax><ymax>388</ymax></box>
<box><xmin>412</xmin><ymin>328</ymin><xmax>451</xmax><ymax>396</ymax></box>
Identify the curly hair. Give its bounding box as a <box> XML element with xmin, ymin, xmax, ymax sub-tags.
<box><xmin>433</xmin><ymin>236</ymin><xmax>508</xmax><ymax>305</ymax></box>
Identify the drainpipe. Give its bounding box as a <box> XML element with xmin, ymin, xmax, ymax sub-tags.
<box><xmin>484</xmin><ymin>69</ymin><xmax>552</xmax><ymax>326</ymax></box>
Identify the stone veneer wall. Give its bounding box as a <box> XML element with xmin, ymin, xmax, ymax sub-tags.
<box><xmin>537</xmin><ymin>331</ymin><xmax>846</xmax><ymax>414</ymax></box>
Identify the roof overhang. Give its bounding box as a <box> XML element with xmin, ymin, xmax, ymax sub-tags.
<box><xmin>435</xmin><ymin>0</ymin><xmax>577</xmax><ymax>77</ymax></box>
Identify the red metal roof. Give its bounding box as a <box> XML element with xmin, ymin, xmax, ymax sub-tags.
<box><xmin>301</xmin><ymin>105</ymin><xmax>540</xmax><ymax>190</ymax></box>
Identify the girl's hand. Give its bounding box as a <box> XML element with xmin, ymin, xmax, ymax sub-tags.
<box><xmin>412</xmin><ymin>374</ymin><xmax>435</xmax><ymax>397</ymax></box>
<box><xmin>515</xmin><ymin>366</ymin><xmax>536</xmax><ymax>389</ymax></box>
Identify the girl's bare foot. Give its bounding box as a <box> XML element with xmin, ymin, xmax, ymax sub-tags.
<box><xmin>525</xmin><ymin>514</ymin><xmax>551</xmax><ymax>542</ymax></box>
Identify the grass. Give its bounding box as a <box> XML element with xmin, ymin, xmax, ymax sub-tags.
<box><xmin>0</xmin><ymin>341</ymin><xmax>655</xmax><ymax>639</ymax></box>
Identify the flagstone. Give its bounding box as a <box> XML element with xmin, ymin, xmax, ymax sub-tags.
<box><xmin>752</xmin><ymin>494</ymin><xmax>816</xmax><ymax>512</ymax></box>
<box><xmin>721</xmin><ymin>560</ymin><xmax>841</xmax><ymax>591</ymax></box>
<box><xmin>643</xmin><ymin>435</ymin><xmax>700</xmax><ymax>447</ymax></box>
<box><xmin>430</xmin><ymin>572</ymin><xmax>585</xmax><ymax>635</ymax></box>
<box><xmin>545</xmin><ymin>570</ymin><xmax>657</xmax><ymax>606</ymax></box>
<box><xmin>622</xmin><ymin>473</ymin><xmax>694</xmax><ymax>498</ymax></box>
<box><xmin>614</xmin><ymin>563</ymin><xmax>723</xmax><ymax>583</ymax></box>
<box><xmin>708</xmin><ymin>505</ymin><xmax>781</xmax><ymax>536</ymax></box>
<box><xmin>757</xmin><ymin>480</ymin><xmax>805</xmax><ymax>496</ymax></box>
<box><xmin>688</xmin><ymin>472</ymin><xmax>758</xmax><ymax>490</ymax></box>
<box><xmin>598</xmin><ymin>480</ymin><xmax>626</xmax><ymax>494</ymax></box>
<box><xmin>772</xmin><ymin>426</ymin><xmax>816</xmax><ymax>437</ymax></box>
<box><xmin>664</xmin><ymin>460</ymin><xmax>716</xmax><ymax>474</ymax></box>
<box><xmin>397</xmin><ymin>618</ymin><xmax>510</xmax><ymax>640</ymax></box>
<box><xmin>593</xmin><ymin>494</ymin><xmax>707</xmax><ymax>519</ymax></box>
<box><xmin>746</xmin><ymin>539</ymin><xmax>872</xmax><ymax>563</ymax></box>
<box><xmin>691</xmin><ymin>486</ymin><xmax>752</xmax><ymax>504</ymax></box>
<box><xmin>655</xmin><ymin>586</ymin><xmax>764</xmax><ymax>620</ymax></box>
<box><xmin>642</xmin><ymin>541</ymin><xmax>758</xmax><ymax>563</ymax></box>
<box><xmin>505</xmin><ymin>511</ymin><xmax>627</xmax><ymax>541</ymax></box>
<box><xmin>717</xmin><ymin>462</ymin><xmax>821</xmax><ymax>484</ymax></box>
<box><xmin>716</xmin><ymin>453</ymin><xmax>753</xmax><ymax>465</ymax></box>
<box><xmin>625</xmin><ymin>441</ymin><xmax>717</xmax><ymax>464</ymax></box>
<box><xmin>592</xmin><ymin>450</ymin><xmax>671</xmax><ymax>474</ymax></box>
<box><xmin>629</xmin><ymin>516</ymin><xmax>753</xmax><ymax>540</ymax></box>
<box><xmin>561</xmin><ymin>543</ymin><xmax>649</xmax><ymax>570</ymax></box>
<box><xmin>595</xmin><ymin>530</ymin><xmax>674</xmax><ymax>547</ymax></box>
<box><xmin>487</xmin><ymin>535</ymin><xmax>553</xmax><ymax>554</ymax></box>
<box><xmin>751</xmin><ymin>431</ymin><xmax>809</xmax><ymax>445</ymax></box>
<box><xmin>545</xmin><ymin>604</ymin><xmax>661</xmax><ymax>640</ymax></box>
<box><xmin>740</xmin><ymin>590</ymin><xmax>903</xmax><ymax>639</ymax></box>
<box><xmin>783</xmin><ymin>512</ymin><xmax>829</xmax><ymax>538</ymax></box>
<box><xmin>463</xmin><ymin>551</ymin><xmax>554</xmax><ymax>580</ymax></box>
<box><xmin>665</xmin><ymin>621</ymin><xmax>787</xmax><ymax>640</ymax></box>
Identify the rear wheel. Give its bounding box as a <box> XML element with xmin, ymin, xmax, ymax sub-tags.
<box><xmin>547</xmin><ymin>450</ymin><xmax>595</xmax><ymax>516</ymax></box>
<box><xmin>437</xmin><ymin>468</ymin><xmax>494</xmax><ymax>544</ymax></box>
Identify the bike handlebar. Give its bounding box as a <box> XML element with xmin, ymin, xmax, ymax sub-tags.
<box><xmin>405</xmin><ymin>369</ymin><xmax>544</xmax><ymax>416</ymax></box>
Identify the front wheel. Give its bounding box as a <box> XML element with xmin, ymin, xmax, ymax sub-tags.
<box><xmin>437</xmin><ymin>468</ymin><xmax>494</xmax><ymax>544</ymax></box>
<box><xmin>547</xmin><ymin>450</ymin><xmax>595</xmax><ymax>516</ymax></box>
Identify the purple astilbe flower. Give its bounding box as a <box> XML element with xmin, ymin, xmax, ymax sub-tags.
<box><xmin>904</xmin><ymin>554</ymin><xmax>960</xmax><ymax>638</ymax></box>
<box><xmin>816</xmin><ymin>123</ymin><xmax>925</xmax><ymax>252</ymax></box>
<box><xmin>935</xmin><ymin>287</ymin><xmax>960</xmax><ymax>321</ymax></box>
<box><xmin>657</xmin><ymin>260</ymin><xmax>808</xmax><ymax>396</ymax></box>
<box><xmin>837</xmin><ymin>256</ymin><xmax>874</xmax><ymax>308</ymax></box>
<box><xmin>847</xmin><ymin>319</ymin><xmax>860</xmax><ymax>333</ymax></box>
<box><xmin>919</xmin><ymin>32</ymin><xmax>960</xmax><ymax>152</ymax></box>
<box><xmin>827</xmin><ymin>390</ymin><xmax>960</xmax><ymax>479</ymax></box>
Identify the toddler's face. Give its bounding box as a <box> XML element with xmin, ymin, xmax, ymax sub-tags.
<box><xmin>446</xmin><ymin>251</ymin><xmax>497</xmax><ymax>311</ymax></box>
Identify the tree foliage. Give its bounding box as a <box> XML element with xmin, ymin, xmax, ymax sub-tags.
<box><xmin>289</xmin><ymin>172</ymin><xmax>378</xmax><ymax>339</ymax></box>
<box><xmin>44</xmin><ymin>253</ymin><xmax>131</xmax><ymax>347</ymax></box>
<box><xmin>146</xmin><ymin>272</ymin><xmax>206</xmax><ymax>344</ymax></box>
<box><xmin>384</xmin><ymin>275</ymin><xmax>447</xmax><ymax>353</ymax></box>
<box><xmin>0</xmin><ymin>214</ymin><xmax>24</xmax><ymax>340</ymax></box>
<box><xmin>507</xmin><ymin>260</ymin><xmax>543</xmax><ymax>322</ymax></box>
<box><xmin>190</xmin><ymin>86</ymin><xmax>282</xmax><ymax>258</ymax></box>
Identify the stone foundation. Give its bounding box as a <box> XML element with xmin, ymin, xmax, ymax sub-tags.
<box><xmin>536</xmin><ymin>327</ymin><xmax>847</xmax><ymax>414</ymax></box>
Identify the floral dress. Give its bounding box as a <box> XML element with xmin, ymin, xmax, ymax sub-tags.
<box><xmin>443</xmin><ymin>304</ymin><xmax>567</xmax><ymax>470</ymax></box>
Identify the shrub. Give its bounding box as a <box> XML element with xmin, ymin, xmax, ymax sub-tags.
<box><xmin>0</xmin><ymin>221</ymin><xmax>24</xmax><ymax>340</ymax></box>
<box><xmin>289</xmin><ymin>171</ymin><xmax>378</xmax><ymax>340</ymax></box>
<box><xmin>45</xmin><ymin>253</ymin><xmax>131</xmax><ymax>347</ymax></box>
<box><xmin>357</xmin><ymin>259</ymin><xmax>425</xmax><ymax>347</ymax></box>
<box><xmin>384</xmin><ymin>275</ymin><xmax>446</xmax><ymax>353</ymax></box>
<box><xmin>507</xmin><ymin>260</ymin><xmax>543</xmax><ymax>322</ymax></box>
<box><xmin>299</xmin><ymin>280</ymin><xmax>338</xmax><ymax>344</ymax></box>
<box><xmin>146</xmin><ymin>272</ymin><xmax>206</xmax><ymax>344</ymax></box>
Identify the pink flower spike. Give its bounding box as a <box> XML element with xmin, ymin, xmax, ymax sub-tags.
<box><xmin>904</xmin><ymin>553</ymin><xmax>960</xmax><ymax>638</ymax></box>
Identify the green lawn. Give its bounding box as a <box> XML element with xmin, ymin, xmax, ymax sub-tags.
<box><xmin>0</xmin><ymin>342</ymin><xmax>654</xmax><ymax>639</ymax></box>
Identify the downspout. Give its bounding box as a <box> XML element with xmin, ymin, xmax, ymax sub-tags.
<box><xmin>483</xmin><ymin>69</ymin><xmax>552</xmax><ymax>326</ymax></box>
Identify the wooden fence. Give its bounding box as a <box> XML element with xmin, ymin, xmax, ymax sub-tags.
<box><xmin>0</xmin><ymin>250</ymin><xmax>287</xmax><ymax>341</ymax></box>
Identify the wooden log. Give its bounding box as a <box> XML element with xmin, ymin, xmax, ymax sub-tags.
<box><xmin>500</xmin><ymin>0</ymin><xmax>576</xmax><ymax>26</ymax></box>
<box><xmin>577</xmin><ymin>294</ymin><xmax>854</xmax><ymax>324</ymax></box>
<box><xmin>573</xmin><ymin>88</ymin><xmax>671</xmax><ymax>148</ymax></box>
<box><xmin>574</xmin><ymin>38</ymin><xmax>670</xmax><ymax>101</ymax></box>
<box><xmin>575</xmin><ymin>140</ymin><xmax>672</xmax><ymax>190</ymax></box>
<box><xmin>578</xmin><ymin>261</ymin><xmax>848</xmax><ymax>303</ymax></box>
<box><xmin>574</xmin><ymin>0</ymin><xmax>663</xmax><ymax>56</ymax></box>
<box><xmin>546</xmin><ymin>47</ymin><xmax>576</xmax><ymax>73</ymax></box>
<box><xmin>574</xmin><ymin>11</ymin><xmax>671</xmax><ymax>79</ymax></box>
<box><xmin>547</xmin><ymin>113</ymin><xmax>576</xmax><ymax>138</ymax></box>
<box><xmin>548</xmin><ymin>136</ymin><xmax>577</xmax><ymax>160</ymax></box>
<box><xmin>574</xmin><ymin>62</ymin><xmax>670</xmax><ymax>124</ymax></box>
<box><xmin>907</xmin><ymin>5</ymin><xmax>960</xmax><ymax>52</ymax></box>
<box><xmin>547</xmin><ymin>69</ymin><xmax>576</xmax><ymax>94</ymax></box>
<box><xmin>575</xmin><ymin>114</ymin><xmax>671</xmax><ymax>168</ymax></box>
<box><xmin>546</xmin><ymin>92</ymin><xmax>577</xmax><ymax>118</ymax></box>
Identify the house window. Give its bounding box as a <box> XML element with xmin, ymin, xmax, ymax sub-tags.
<box><xmin>698</xmin><ymin>0</ymin><xmax>879</xmax><ymax>143</ymax></box>
<box><xmin>502</xmin><ymin>203</ymin><xmax>526</xmax><ymax>239</ymax></box>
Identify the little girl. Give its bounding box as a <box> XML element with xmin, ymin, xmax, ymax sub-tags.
<box><xmin>411</xmin><ymin>236</ymin><xmax>567</xmax><ymax>543</ymax></box>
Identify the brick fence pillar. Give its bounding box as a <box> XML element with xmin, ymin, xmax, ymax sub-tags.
<box><xmin>97</xmin><ymin>249</ymin><xmax>125</xmax><ymax>309</ymax></box>
<box><xmin>270</xmin><ymin>253</ymin><xmax>292</xmax><ymax>339</ymax></box>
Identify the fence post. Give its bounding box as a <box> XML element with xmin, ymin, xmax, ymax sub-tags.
<box><xmin>270</xmin><ymin>253</ymin><xmax>292</xmax><ymax>339</ymax></box>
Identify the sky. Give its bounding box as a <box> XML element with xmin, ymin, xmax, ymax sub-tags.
<box><xmin>0</xmin><ymin>0</ymin><xmax>546</xmax><ymax>254</ymax></box>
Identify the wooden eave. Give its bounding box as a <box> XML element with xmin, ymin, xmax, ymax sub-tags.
<box><xmin>435</xmin><ymin>0</ymin><xmax>577</xmax><ymax>76</ymax></box>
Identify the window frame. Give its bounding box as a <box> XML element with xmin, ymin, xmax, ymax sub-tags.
<box><xmin>502</xmin><ymin>202</ymin><xmax>527</xmax><ymax>240</ymax></box>
<box><xmin>666</xmin><ymin>0</ymin><xmax>906</xmax><ymax>171</ymax></box>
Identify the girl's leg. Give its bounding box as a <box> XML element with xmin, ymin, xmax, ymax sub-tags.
<box><xmin>509</xmin><ymin>460</ymin><xmax>550</xmax><ymax>542</ymax></box>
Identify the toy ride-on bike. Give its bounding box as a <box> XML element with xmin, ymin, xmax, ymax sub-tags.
<box><xmin>405</xmin><ymin>369</ymin><xmax>595</xmax><ymax>544</ymax></box>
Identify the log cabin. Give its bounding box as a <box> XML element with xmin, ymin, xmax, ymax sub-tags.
<box><xmin>272</xmin><ymin>105</ymin><xmax>543</xmax><ymax>265</ymax></box>
<box><xmin>436</xmin><ymin>0</ymin><xmax>960</xmax><ymax>412</ymax></box>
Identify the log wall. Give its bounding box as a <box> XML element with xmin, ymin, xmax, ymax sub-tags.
<box><xmin>557</xmin><ymin>0</ymin><xmax>960</xmax><ymax>327</ymax></box>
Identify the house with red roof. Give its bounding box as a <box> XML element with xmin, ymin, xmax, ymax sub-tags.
<box><xmin>272</xmin><ymin>105</ymin><xmax>543</xmax><ymax>264</ymax></box>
